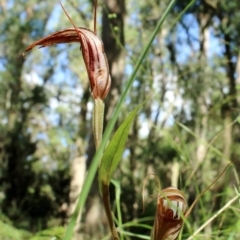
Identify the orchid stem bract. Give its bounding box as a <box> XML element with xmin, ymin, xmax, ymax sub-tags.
<box><xmin>93</xmin><ymin>98</ymin><xmax>105</xmax><ymax>149</ymax></box>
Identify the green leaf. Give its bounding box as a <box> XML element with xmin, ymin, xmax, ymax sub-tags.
<box><xmin>0</xmin><ymin>220</ymin><xmax>32</xmax><ymax>240</ymax></box>
<box><xmin>29</xmin><ymin>227</ymin><xmax>64</xmax><ymax>240</ymax></box>
<box><xmin>99</xmin><ymin>104</ymin><xmax>141</xmax><ymax>191</ymax></box>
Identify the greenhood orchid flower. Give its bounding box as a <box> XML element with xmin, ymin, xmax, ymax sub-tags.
<box><xmin>24</xmin><ymin>2</ymin><xmax>111</xmax><ymax>148</ymax></box>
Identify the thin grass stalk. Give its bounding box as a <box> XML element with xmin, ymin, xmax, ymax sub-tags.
<box><xmin>169</xmin><ymin>0</ymin><xmax>196</xmax><ymax>30</ymax></box>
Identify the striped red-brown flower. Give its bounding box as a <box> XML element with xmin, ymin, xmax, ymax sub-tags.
<box><xmin>25</xmin><ymin>27</ymin><xmax>111</xmax><ymax>100</ymax></box>
<box><xmin>151</xmin><ymin>187</ymin><xmax>188</xmax><ymax>240</ymax></box>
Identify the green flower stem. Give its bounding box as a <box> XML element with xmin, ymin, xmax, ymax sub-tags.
<box><xmin>93</xmin><ymin>98</ymin><xmax>105</xmax><ymax>149</ymax></box>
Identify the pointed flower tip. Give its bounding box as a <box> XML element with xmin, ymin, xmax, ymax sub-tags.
<box><xmin>24</xmin><ymin>28</ymin><xmax>80</xmax><ymax>53</ymax></box>
<box><xmin>24</xmin><ymin>27</ymin><xmax>111</xmax><ymax>100</ymax></box>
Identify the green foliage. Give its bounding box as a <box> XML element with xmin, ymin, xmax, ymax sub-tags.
<box><xmin>1</xmin><ymin>0</ymin><xmax>240</xmax><ymax>239</ymax></box>
<box><xmin>29</xmin><ymin>227</ymin><xmax>64</xmax><ymax>240</ymax></box>
<box><xmin>0</xmin><ymin>0</ymin><xmax>70</xmax><ymax>233</ymax></box>
<box><xmin>0</xmin><ymin>220</ymin><xmax>31</xmax><ymax>240</ymax></box>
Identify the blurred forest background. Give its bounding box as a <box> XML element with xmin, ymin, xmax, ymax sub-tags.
<box><xmin>0</xmin><ymin>0</ymin><xmax>240</xmax><ymax>239</ymax></box>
